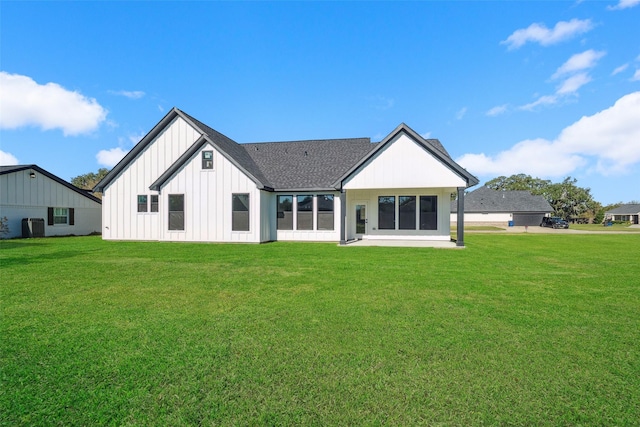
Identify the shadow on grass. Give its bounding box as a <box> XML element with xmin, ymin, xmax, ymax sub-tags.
<box><xmin>0</xmin><ymin>239</ymin><xmax>50</xmax><ymax>250</ymax></box>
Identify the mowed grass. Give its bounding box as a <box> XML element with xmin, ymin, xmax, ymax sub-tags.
<box><xmin>1</xmin><ymin>235</ymin><xmax>639</xmax><ymax>426</ymax></box>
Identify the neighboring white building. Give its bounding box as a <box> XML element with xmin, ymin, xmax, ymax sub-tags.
<box><xmin>450</xmin><ymin>186</ymin><xmax>552</xmax><ymax>227</ymax></box>
<box><xmin>95</xmin><ymin>108</ymin><xmax>478</xmax><ymax>246</ymax></box>
<box><xmin>0</xmin><ymin>165</ymin><xmax>102</xmax><ymax>239</ymax></box>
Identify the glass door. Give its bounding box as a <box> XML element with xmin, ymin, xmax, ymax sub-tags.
<box><xmin>355</xmin><ymin>203</ymin><xmax>367</xmax><ymax>237</ymax></box>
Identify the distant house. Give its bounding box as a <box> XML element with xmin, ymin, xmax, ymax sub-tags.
<box><xmin>95</xmin><ymin>108</ymin><xmax>478</xmax><ymax>245</ymax></box>
<box><xmin>450</xmin><ymin>186</ymin><xmax>552</xmax><ymax>227</ymax></box>
<box><xmin>605</xmin><ymin>204</ymin><xmax>640</xmax><ymax>224</ymax></box>
<box><xmin>0</xmin><ymin>165</ymin><xmax>102</xmax><ymax>239</ymax></box>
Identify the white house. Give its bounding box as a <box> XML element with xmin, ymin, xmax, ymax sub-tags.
<box><xmin>605</xmin><ymin>204</ymin><xmax>640</xmax><ymax>224</ymax></box>
<box><xmin>450</xmin><ymin>186</ymin><xmax>553</xmax><ymax>227</ymax></box>
<box><xmin>0</xmin><ymin>165</ymin><xmax>102</xmax><ymax>239</ymax></box>
<box><xmin>94</xmin><ymin>108</ymin><xmax>478</xmax><ymax>246</ymax></box>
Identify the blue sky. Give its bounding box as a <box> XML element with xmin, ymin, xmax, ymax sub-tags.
<box><xmin>1</xmin><ymin>0</ymin><xmax>639</xmax><ymax>205</ymax></box>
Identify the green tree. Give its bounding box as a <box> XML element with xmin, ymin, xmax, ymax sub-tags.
<box><xmin>485</xmin><ymin>174</ymin><xmax>551</xmax><ymax>193</ymax></box>
<box><xmin>71</xmin><ymin>168</ymin><xmax>109</xmax><ymax>198</ymax></box>
<box><xmin>545</xmin><ymin>177</ymin><xmax>599</xmax><ymax>220</ymax></box>
<box><xmin>485</xmin><ymin>174</ymin><xmax>600</xmax><ymax>221</ymax></box>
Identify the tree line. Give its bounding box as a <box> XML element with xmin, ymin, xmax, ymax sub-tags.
<box><xmin>484</xmin><ymin>174</ymin><xmax>631</xmax><ymax>223</ymax></box>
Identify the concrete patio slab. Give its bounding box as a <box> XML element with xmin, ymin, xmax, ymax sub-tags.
<box><xmin>343</xmin><ymin>239</ymin><xmax>462</xmax><ymax>248</ymax></box>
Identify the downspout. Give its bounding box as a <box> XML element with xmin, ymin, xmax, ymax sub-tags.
<box><xmin>340</xmin><ymin>189</ymin><xmax>347</xmax><ymax>245</ymax></box>
<box><xmin>456</xmin><ymin>187</ymin><xmax>465</xmax><ymax>247</ymax></box>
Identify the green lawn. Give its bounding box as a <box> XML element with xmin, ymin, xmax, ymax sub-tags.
<box><xmin>1</xmin><ymin>235</ymin><xmax>639</xmax><ymax>425</ymax></box>
<box><xmin>570</xmin><ymin>223</ymin><xmax>640</xmax><ymax>232</ymax></box>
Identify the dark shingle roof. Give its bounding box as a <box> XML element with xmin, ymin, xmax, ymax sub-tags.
<box><xmin>179</xmin><ymin>111</ymin><xmax>272</xmax><ymax>188</ymax></box>
<box><xmin>243</xmin><ymin>138</ymin><xmax>376</xmax><ymax>190</ymax></box>
<box><xmin>451</xmin><ymin>186</ymin><xmax>551</xmax><ymax>213</ymax></box>
<box><xmin>94</xmin><ymin>108</ymin><xmax>478</xmax><ymax>193</ymax></box>
<box><xmin>606</xmin><ymin>204</ymin><xmax>640</xmax><ymax>214</ymax></box>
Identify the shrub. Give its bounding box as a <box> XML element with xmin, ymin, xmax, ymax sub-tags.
<box><xmin>0</xmin><ymin>216</ymin><xmax>9</xmax><ymax>236</ymax></box>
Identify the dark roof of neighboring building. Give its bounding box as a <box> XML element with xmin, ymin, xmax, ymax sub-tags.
<box><xmin>606</xmin><ymin>204</ymin><xmax>640</xmax><ymax>214</ymax></box>
<box><xmin>451</xmin><ymin>186</ymin><xmax>551</xmax><ymax>213</ymax></box>
<box><xmin>0</xmin><ymin>165</ymin><xmax>102</xmax><ymax>204</ymax></box>
<box><xmin>95</xmin><ymin>107</ymin><xmax>479</xmax><ymax>192</ymax></box>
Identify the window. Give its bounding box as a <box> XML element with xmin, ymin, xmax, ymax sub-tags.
<box><xmin>277</xmin><ymin>196</ymin><xmax>293</xmax><ymax>230</ymax></box>
<box><xmin>150</xmin><ymin>195</ymin><xmax>159</xmax><ymax>213</ymax></box>
<box><xmin>420</xmin><ymin>196</ymin><xmax>438</xmax><ymax>230</ymax></box>
<box><xmin>399</xmin><ymin>196</ymin><xmax>416</xmax><ymax>230</ymax></box>
<box><xmin>232</xmin><ymin>194</ymin><xmax>250</xmax><ymax>231</ymax></box>
<box><xmin>137</xmin><ymin>195</ymin><xmax>148</xmax><ymax>212</ymax></box>
<box><xmin>202</xmin><ymin>150</ymin><xmax>213</xmax><ymax>169</ymax></box>
<box><xmin>48</xmin><ymin>207</ymin><xmax>74</xmax><ymax>226</ymax></box>
<box><xmin>317</xmin><ymin>195</ymin><xmax>334</xmax><ymax>230</ymax></box>
<box><xmin>297</xmin><ymin>195</ymin><xmax>313</xmax><ymax>230</ymax></box>
<box><xmin>378</xmin><ymin>196</ymin><xmax>395</xmax><ymax>230</ymax></box>
<box><xmin>168</xmin><ymin>194</ymin><xmax>184</xmax><ymax>230</ymax></box>
<box><xmin>54</xmin><ymin>208</ymin><xmax>68</xmax><ymax>224</ymax></box>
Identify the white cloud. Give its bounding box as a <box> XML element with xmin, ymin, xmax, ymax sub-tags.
<box><xmin>0</xmin><ymin>72</ymin><xmax>107</xmax><ymax>136</ymax></box>
<box><xmin>486</xmin><ymin>104</ymin><xmax>509</xmax><ymax>117</ymax></box>
<box><xmin>520</xmin><ymin>50</ymin><xmax>602</xmax><ymax>111</ymax></box>
<box><xmin>420</xmin><ymin>131</ymin><xmax>432</xmax><ymax>139</ymax></box>
<box><xmin>457</xmin><ymin>139</ymin><xmax>586</xmax><ymax>177</ymax></box>
<box><xmin>96</xmin><ymin>147</ymin><xmax>128</xmax><ymax>167</ymax></box>
<box><xmin>552</xmin><ymin>50</ymin><xmax>606</xmax><ymax>78</ymax></box>
<box><xmin>632</xmin><ymin>69</ymin><xmax>640</xmax><ymax>81</ymax></box>
<box><xmin>0</xmin><ymin>150</ymin><xmax>19</xmax><ymax>165</ymax></box>
<box><xmin>109</xmin><ymin>90</ymin><xmax>145</xmax><ymax>99</ymax></box>
<box><xmin>519</xmin><ymin>95</ymin><xmax>558</xmax><ymax>111</ymax></box>
<box><xmin>455</xmin><ymin>107</ymin><xmax>468</xmax><ymax>120</ymax></box>
<box><xmin>556</xmin><ymin>72</ymin><xmax>592</xmax><ymax>95</ymax></box>
<box><xmin>607</xmin><ymin>0</ymin><xmax>640</xmax><ymax>10</ymax></box>
<box><xmin>612</xmin><ymin>63</ymin><xmax>629</xmax><ymax>75</ymax></box>
<box><xmin>458</xmin><ymin>91</ymin><xmax>640</xmax><ymax>177</ymax></box>
<box><xmin>501</xmin><ymin>19</ymin><xmax>594</xmax><ymax>50</ymax></box>
<box><xmin>128</xmin><ymin>132</ymin><xmax>146</xmax><ymax>145</ymax></box>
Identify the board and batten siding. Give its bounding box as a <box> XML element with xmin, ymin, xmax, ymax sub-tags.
<box><xmin>343</xmin><ymin>133</ymin><xmax>467</xmax><ymax>190</ymax></box>
<box><xmin>160</xmin><ymin>146</ymin><xmax>261</xmax><ymax>242</ymax></box>
<box><xmin>0</xmin><ymin>168</ymin><xmax>101</xmax><ymax>238</ymax></box>
<box><xmin>101</xmin><ymin>117</ymin><xmax>201</xmax><ymax>240</ymax></box>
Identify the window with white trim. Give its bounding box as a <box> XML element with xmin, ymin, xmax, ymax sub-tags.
<box><xmin>399</xmin><ymin>196</ymin><xmax>416</xmax><ymax>230</ymax></box>
<box><xmin>317</xmin><ymin>195</ymin><xmax>334</xmax><ymax>230</ymax></box>
<box><xmin>232</xmin><ymin>194</ymin><xmax>250</xmax><ymax>231</ymax></box>
<box><xmin>54</xmin><ymin>208</ymin><xmax>69</xmax><ymax>224</ymax></box>
<box><xmin>378</xmin><ymin>196</ymin><xmax>395</xmax><ymax>230</ymax></box>
<box><xmin>202</xmin><ymin>151</ymin><xmax>213</xmax><ymax>169</ymax></box>
<box><xmin>168</xmin><ymin>194</ymin><xmax>185</xmax><ymax>231</ymax></box>
<box><xmin>277</xmin><ymin>195</ymin><xmax>293</xmax><ymax>230</ymax></box>
<box><xmin>420</xmin><ymin>196</ymin><xmax>437</xmax><ymax>230</ymax></box>
<box><xmin>137</xmin><ymin>195</ymin><xmax>148</xmax><ymax>212</ymax></box>
<box><xmin>296</xmin><ymin>195</ymin><xmax>313</xmax><ymax>230</ymax></box>
<box><xmin>150</xmin><ymin>195</ymin><xmax>159</xmax><ymax>213</ymax></box>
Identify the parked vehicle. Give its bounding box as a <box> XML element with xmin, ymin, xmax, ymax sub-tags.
<box><xmin>540</xmin><ymin>217</ymin><xmax>569</xmax><ymax>229</ymax></box>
